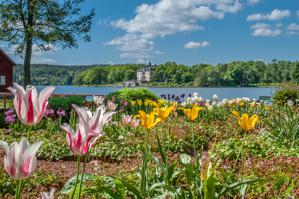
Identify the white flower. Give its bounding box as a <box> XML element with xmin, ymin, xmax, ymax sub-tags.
<box><xmin>93</xmin><ymin>95</ymin><xmax>104</xmax><ymax>106</ymax></box>
<box><xmin>212</xmin><ymin>94</ymin><xmax>219</xmax><ymax>102</ymax></box>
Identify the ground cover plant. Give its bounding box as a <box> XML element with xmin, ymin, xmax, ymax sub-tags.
<box><xmin>0</xmin><ymin>87</ymin><xmax>298</xmax><ymax>198</ymax></box>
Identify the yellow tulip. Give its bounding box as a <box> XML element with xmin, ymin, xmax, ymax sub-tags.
<box><xmin>154</xmin><ymin>105</ymin><xmax>174</xmax><ymax>121</ymax></box>
<box><xmin>182</xmin><ymin>105</ymin><xmax>204</xmax><ymax>121</ymax></box>
<box><xmin>137</xmin><ymin>99</ymin><xmax>143</xmax><ymax>106</ymax></box>
<box><xmin>231</xmin><ymin>111</ymin><xmax>259</xmax><ymax>132</ymax></box>
<box><xmin>137</xmin><ymin>110</ymin><xmax>162</xmax><ymax>129</ymax></box>
<box><xmin>131</xmin><ymin>101</ymin><xmax>136</xmax><ymax>106</ymax></box>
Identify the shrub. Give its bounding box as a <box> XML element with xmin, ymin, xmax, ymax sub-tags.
<box><xmin>105</xmin><ymin>88</ymin><xmax>158</xmax><ymax>103</ymax></box>
<box><xmin>273</xmin><ymin>83</ymin><xmax>299</xmax><ymax>105</ymax></box>
<box><xmin>48</xmin><ymin>95</ymin><xmax>85</xmax><ymax>113</ymax></box>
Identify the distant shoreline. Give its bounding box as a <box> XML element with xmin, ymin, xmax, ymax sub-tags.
<box><xmin>35</xmin><ymin>84</ymin><xmax>278</xmax><ymax>88</ymax></box>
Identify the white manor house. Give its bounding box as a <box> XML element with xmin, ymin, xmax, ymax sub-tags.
<box><xmin>136</xmin><ymin>62</ymin><xmax>155</xmax><ymax>83</ymax></box>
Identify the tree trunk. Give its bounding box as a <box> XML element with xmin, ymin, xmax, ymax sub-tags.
<box><xmin>23</xmin><ymin>0</ymin><xmax>35</xmax><ymax>87</ymax></box>
<box><xmin>23</xmin><ymin>36</ymin><xmax>32</xmax><ymax>87</ymax></box>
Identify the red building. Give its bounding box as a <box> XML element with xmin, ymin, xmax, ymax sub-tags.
<box><xmin>0</xmin><ymin>49</ymin><xmax>15</xmax><ymax>92</ymax></box>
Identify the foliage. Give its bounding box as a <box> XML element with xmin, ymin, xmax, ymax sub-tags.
<box><xmin>48</xmin><ymin>95</ymin><xmax>85</xmax><ymax>114</ymax></box>
<box><xmin>273</xmin><ymin>83</ymin><xmax>299</xmax><ymax>105</ymax></box>
<box><xmin>106</xmin><ymin>88</ymin><xmax>158</xmax><ymax>103</ymax></box>
<box><xmin>72</xmin><ymin>60</ymin><xmax>299</xmax><ymax>87</ymax></box>
<box><xmin>9</xmin><ymin>60</ymin><xmax>299</xmax><ymax>87</ymax></box>
<box><xmin>0</xmin><ymin>0</ymin><xmax>94</xmax><ymax>85</ymax></box>
<box><xmin>85</xmin><ymin>135</ymin><xmax>257</xmax><ymax>199</ymax></box>
<box><xmin>265</xmin><ymin>107</ymin><xmax>299</xmax><ymax>147</ymax></box>
<box><xmin>212</xmin><ymin>135</ymin><xmax>269</xmax><ymax>160</ymax></box>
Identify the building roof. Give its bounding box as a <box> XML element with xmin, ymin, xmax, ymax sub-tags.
<box><xmin>0</xmin><ymin>48</ymin><xmax>16</xmax><ymax>66</ymax></box>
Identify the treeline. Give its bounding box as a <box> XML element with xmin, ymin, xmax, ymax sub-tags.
<box><xmin>15</xmin><ymin>64</ymin><xmax>96</xmax><ymax>85</ymax></box>
<box><xmin>15</xmin><ymin>60</ymin><xmax>299</xmax><ymax>86</ymax></box>
<box><xmin>73</xmin><ymin>64</ymin><xmax>143</xmax><ymax>85</ymax></box>
<box><xmin>75</xmin><ymin>60</ymin><xmax>299</xmax><ymax>87</ymax></box>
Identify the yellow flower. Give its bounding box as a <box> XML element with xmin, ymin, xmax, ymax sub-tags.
<box><xmin>131</xmin><ymin>101</ymin><xmax>136</xmax><ymax>106</ymax></box>
<box><xmin>144</xmin><ymin>101</ymin><xmax>149</xmax><ymax>106</ymax></box>
<box><xmin>151</xmin><ymin>101</ymin><xmax>159</xmax><ymax>108</ymax></box>
<box><xmin>137</xmin><ymin>99</ymin><xmax>143</xmax><ymax>106</ymax></box>
<box><xmin>137</xmin><ymin>110</ymin><xmax>162</xmax><ymax>129</ymax></box>
<box><xmin>182</xmin><ymin>105</ymin><xmax>204</xmax><ymax>121</ymax></box>
<box><xmin>158</xmin><ymin>99</ymin><xmax>166</xmax><ymax>106</ymax></box>
<box><xmin>231</xmin><ymin>111</ymin><xmax>259</xmax><ymax>132</ymax></box>
<box><xmin>154</xmin><ymin>105</ymin><xmax>174</xmax><ymax>121</ymax></box>
<box><xmin>239</xmin><ymin>102</ymin><xmax>245</xmax><ymax>107</ymax></box>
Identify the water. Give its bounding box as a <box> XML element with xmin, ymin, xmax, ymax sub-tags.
<box><xmin>39</xmin><ymin>86</ymin><xmax>276</xmax><ymax>100</ymax></box>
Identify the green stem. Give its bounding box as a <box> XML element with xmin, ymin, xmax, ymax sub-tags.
<box><xmin>78</xmin><ymin>155</ymin><xmax>88</xmax><ymax>199</ymax></box>
<box><xmin>15</xmin><ymin>180</ymin><xmax>22</xmax><ymax>199</ymax></box>
<box><xmin>241</xmin><ymin>133</ymin><xmax>247</xmax><ymax>180</ymax></box>
<box><xmin>27</xmin><ymin>125</ymin><xmax>32</xmax><ymax>138</ymax></box>
<box><xmin>71</xmin><ymin>156</ymin><xmax>81</xmax><ymax>199</ymax></box>
<box><xmin>192</xmin><ymin>123</ymin><xmax>200</xmax><ymax>196</ymax></box>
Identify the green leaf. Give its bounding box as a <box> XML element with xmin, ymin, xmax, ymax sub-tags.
<box><xmin>120</xmin><ymin>179</ymin><xmax>143</xmax><ymax>199</ymax></box>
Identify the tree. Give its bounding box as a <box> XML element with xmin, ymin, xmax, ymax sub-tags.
<box><xmin>291</xmin><ymin>62</ymin><xmax>299</xmax><ymax>83</ymax></box>
<box><xmin>124</xmin><ymin>69</ymin><xmax>136</xmax><ymax>81</ymax></box>
<box><xmin>0</xmin><ymin>0</ymin><xmax>95</xmax><ymax>86</ymax></box>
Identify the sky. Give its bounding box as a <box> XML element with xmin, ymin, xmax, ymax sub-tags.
<box><xmin>2</xmin><ymin>0</ymin><xmax>299</xmax><ymax>65</ymax></box>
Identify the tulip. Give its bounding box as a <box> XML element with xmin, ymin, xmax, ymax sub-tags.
<box><xmin>61</xmin><ymin>105</ymin><xmax>114</xmax><ymax>199</ymax></box>
<box><xmin>231</xmin><ymin>111</ymin><xmax>259</xmax><ymax>132</ymax></box>
<box><xmin>182</xmin><ymin>105</ymin><xmax>204</xmax><ymax>121</ymax></box>
<box><xmin>131</xmin><ymin>100</ymin><xmax>136</xmax><ymax>106</ymax></box>
<box><xmin>93</xmin><ymin>95</ymin><xmax>104</xmax><ymax>106</ymax></box>
<box><xmin>61</xmin><ymin>105</ymin><xmax>115</xmax><ymax>156</ymax></box>
<box><xmin>137</xmin><ymin>110</ymin><xmax>161</xmax><ymax>129</ymax></box>
<box><xmin>130</xmin><ymin>118</ymin><xmax>140</xmax><ymax>127</ymax></box>
<box><xmin>122</xmin><ymin>114</ymin><xmax>132</xmax><ymax>125</ymax></box>
<box><xmin>154</xmin><ymin>105</ymin><xmax>174</xmax><ymax>121</ymax></box>
<box><xmin>8</xmin><ymin>83</ymin><xmax>55</xmax><ymax>126</ymax></box>
<box><xmin>137</xmin><ymin>99</ymin><xmax>143</xmax><ymax>106</ymax></box>
<box><xmin>107</xmin><ymin>101</ymin><xmax>117</xmax><ymax>111</ymax></box>
<box><xmin>0</xmin><ymin>138</ymin><xmax>42</xmax><ymax>199</ymax></box>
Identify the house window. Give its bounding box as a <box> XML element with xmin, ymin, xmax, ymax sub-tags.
<box><xmin>0</xmin><ymin>76</ymin><xmax>6</xmax><ymax>85</ymax></box>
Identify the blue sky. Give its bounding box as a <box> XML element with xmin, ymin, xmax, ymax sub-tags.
<box><xmin>2</xmin><ymin>0</ymin><xmax>299</xmax><ymax>65</ymax></box>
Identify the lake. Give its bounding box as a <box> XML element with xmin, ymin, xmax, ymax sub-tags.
<box><xmin>39</xmin><ymin>86</ymin><xmax>277</xmax><ymax>100</ymax></box>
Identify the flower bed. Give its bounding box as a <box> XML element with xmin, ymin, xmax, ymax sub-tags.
<box><xmin>0</xmin><ymin>86</ymin><xmax>298</xmax><ymax>198</ymax></box>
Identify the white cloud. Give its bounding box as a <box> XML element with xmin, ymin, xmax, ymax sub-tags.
<box><xmin>247</xmin><ymin>9</ymin><xmax>290</xmax><ymax>21</ymax></box>
<box><xmin>185</xmin><ymin>41</ymin><xmax>210</xmax><ymax>49</ymax></box>
<box><xmin>107</xmin><ymin>0</ymin><xmax>246</xmax><ymax>61</ymax></box>
<box><xmin>287</xmin><ymin>23</ymin><xmax>299</xmax><ymax>31</ymax></box>
<box><xmin>250</xmin><ymin>23</ymin><xmax>282</xmax><ymax>37</ymax></box>
<box><xmin>286</xmin><ymin>23</ymin><xmax>299</xmax><ymax>35</ymax></box>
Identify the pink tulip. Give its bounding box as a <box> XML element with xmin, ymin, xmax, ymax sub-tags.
<box><xmin>8</xmin><ymin>83</ymin><xmax>55</xmax><ymax>125</ymax></box>
<box><xmin>107</xmin><ymin>101</ymin><xmax>117</xmax><ymax>111</ymax></box>
<box><xmin>130</xmin><ymin>118</ymin><xmax>140</xmax><ymax>127</ymax></box>
<box><xmin>122</xmin><ymin>114</ymin><xmax>132</xmax><ymax>125</ymax></box>
<box><xmin>0</xmin><ymin>138</ymin><xmax>42</xmax><ymax>180</ymax></box>
<box><xmin>61</xmin><ymin>105</ymin><xmax>115</xmax><ymax>155</ymax></box>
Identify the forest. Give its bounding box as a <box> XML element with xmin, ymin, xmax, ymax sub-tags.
<box><xmin>15</xmin><ymin>60</ymin><xmax>299</xmax><ymax>87</ymax></box>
